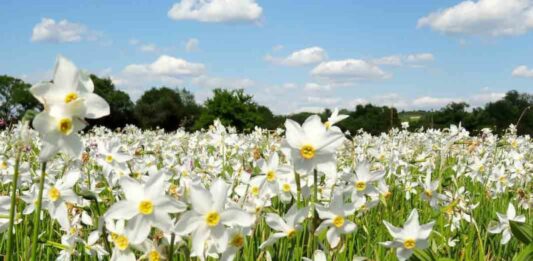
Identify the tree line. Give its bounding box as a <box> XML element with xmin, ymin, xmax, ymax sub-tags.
<box><xmin>1</xmin><ymin>74</ymin><xmax>531</xmax><ymax>135</ymax></box>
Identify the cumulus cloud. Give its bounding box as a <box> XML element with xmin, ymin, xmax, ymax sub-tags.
<box><xmin>412</xmin><ymin>96</ymin><xmax>458</xmax><ymax>107</ymax></box>
<box><xmin>311</xmin><ymin>59</ymin><xmax>391</xmax><ymax>82</ymax></box>
<box><xmin>372</xmin><ymin>53</ymin><xmax>434</xmax><ymax>66</ymax></box>
<box><xmin>417</xmin><ymin>0</ymin><xmax>533</xmax><ymax>37</ymax></box>
<box><xmin>139</xmin><ymin>43</ymin><xmax>159</xmax><ymax>53</ymax></box>
<box><xmin>304</xmin><ymin>82</ymin><xmax>332</xmax><ymax>91</ymax></box>
<box><xmin>512</xmin><ymin>65</ymin><xmax>533</xmax><ymax>78</ymax></box>
<box><xmin>265</xmin><ymin>47</ymin><xmax>327</xmax><ymax>66</ymax></box>
<box><xmin>306</xmin><ymin>96</ymin><xmax>341</xmax><ymax>105</ymax></box>
<box><xmin>123</xmin><ymin>55</ymin><xmax>205</xmax><ymax>77</ymax></box>
<box><xmin>191</xmin><ymin>75</ymin><xmax>254</xmax><ymax>89</ymax></box>
<box><xmin>31</xmin><ymin>18</ymin><xmax>99</xmax><ymax>43</ymax></box>
<box><xmin>185</xmin><ymin>38</ymin><xmax>199</xmax><ymax>52</ymax></box>
<box><xmin>168</xmin><ymin>0</ymin><xmax>262</xmax><ymax>23</ymax></box>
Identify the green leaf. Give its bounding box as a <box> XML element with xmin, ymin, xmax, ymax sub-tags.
<box><xmin>412</xmin><ymin>249</ymin><xmax>435</xmax><ymax>261</ymax></box>
<box><xmin>510</xmin><ymin>221</ymin><xmax>533</xmax><ymax>244</ymax></box>
<box><xmin>436</xmin><ymin>258</ymin><xmax>455</xmax><ymax>261</ymax></box>
<box><xmin>513</xmin><ymin>244</ymin><xmax>533</xmax><ymax>261</ymax></box>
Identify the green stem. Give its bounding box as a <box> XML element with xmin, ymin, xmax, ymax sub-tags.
<box><xmin>93</xmin><ymin>197</ymin><xmax>113</xmax><ymax>255</ymax></box>
<box><xmin>6</xmin><ymin>148</ymin><xmax>22</xmax><ymax>261</ymax></box>
<box><xmin>169</xmin><ymin>233</ymin><xmax>175</xmax><ymax>261</ymax></box>
<box><xmin>30</xmin><ymin>162</ymin><xmax>47</xmax><ymax>261</ymax></box>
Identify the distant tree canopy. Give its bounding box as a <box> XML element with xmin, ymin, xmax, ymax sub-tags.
<box><xmin>194</xmin><ymin>89</ymin><xmax>280</xmax><ymax>132</ymax></box>
<box><xmin>0</xmin><ymin>74</ymin><xmax>531</xmax><ymax>135</ymax></box>
<box><xmin>0</xmin><ymin>75</ymin><xmax>40</xmax><ymax>122</ymax></box>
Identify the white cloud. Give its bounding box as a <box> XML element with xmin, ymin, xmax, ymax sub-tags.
<box><xmin>185</xmin><ymin>38</ymin><xmax>199</xmax><ymax>52</ymax></box>
<box><xmin>512</xmin><ymin>65</ymin><xmax>533</xmax><ymax>78</ymax></box>
<box><xmin>468</xmin><ymin>92</ymin><xmax>505</xmax><ymax>105</ymax></box>
<box><xmin>372</xmin><ymin>53</ymin><xmax>434</xmax><ymax>66</ymax></box>
<box><xmin>304</xmin><ymin>82</ymin><xmax>332</xmax><ymax>91</ymax></box>
<box><xmin>265</xmin><ymin>47</ymin><xmax>327</xmax><ymax>66</ymax></box>
<box><xmin>293</xmin><ymin>106</ymin><xmax>325</xmax><ymax>114</ymax></box>
<box><xmin>417</xmin><ymin>0</ymin><xmax>533</xmax><ymax>37</ymax></box>
<box><xmin>123</xmin><ymin>55</ymin><xmax>205</xmax><ymax>77</ymax></box>
<box><xmin>139</xmin><ymin>43</ymin><xmax>159</xmax><ymax>53</ymax></box>
<box><xmin>272</xmin><ymin>44</ymin><xmax>284</xmax><ymax>52</ymax></box>
<box><xmin>412</xmin><ymin>96</ymin><xmax>458</xmax><ymax>107</ymax></box>
<box><xmin>306</xmin><ymin>96</ymin><xmax>341</xmax><ymax>105</ymax></box>
<box><xmin>406</xmin><ymin>53</ymin><xmax>435</xmax><ymax>63</ymax></box>
<box><xmin>372</xmin><ymin>55</ymin><xmax>403</xmax><ymax>66</ymax></box>
<box><xmin>191</xmin><ymin>75</ymin><xmax>254</xmax><ymax>89</ymax></box>
<box><xmin>311</xmin><ymin>59</ymin><xmax>391</xmax><ymax>81</ymax></box>
<box><xmin>31</xmin><ymin>18</ymin><xmax>99</xmax><ymax>43</ymax></box>
<box><xmin>168</xmin><ymin>0</ymin><xmax>262</xmax><ymax>23</ymax></box>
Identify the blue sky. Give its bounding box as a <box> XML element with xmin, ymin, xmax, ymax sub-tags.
<box><xmin>1</xmin><ymin>0</ymin><xmax>532</xmax><ymax>114</ymax></box>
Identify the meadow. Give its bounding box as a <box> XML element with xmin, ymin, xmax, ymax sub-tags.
<box><xmin>0</xmin><ymin>57</ymin><xmax>531</xmax><ymax>261</ymax></box>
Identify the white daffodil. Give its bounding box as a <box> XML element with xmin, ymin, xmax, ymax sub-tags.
<box><xmin>45</xmin><ymin>171</ymin><xmax>81</xmax><ymax>231</ymax></box>
<box><xmin>343</xmin><ymin>161</ymin><xmax>385</xmax><ymax>201</ymax></box>
<box><xmin>104</xmin><ymin>173</ymin><xmax>186</xmax><ymax>244</ymax></box>
<box><xmin>254</xmin><ymin>152</ymin><xmax>290</xmax><ymax>197</ymax></box>
<box><xmin>488</xmin><ymin>203</ymin><xmax>526</xmax><ymax>244</ymax></box>
<box><xmin>381</xmin><ymin>209</ymin><xmax>435</xmax><ymax>261</ymax></box>
<box><xmin>221</xmin><ymin>227</ymin><xmax>248</xmax><ymax>261</ymax></box>
<box><xmin>30</xmin><ymin>56</ymin><xmax>109</xmax><ymax>119</ymax></box>
<box><xmin>259</xmin><ymin>204</ymin><xmax>309</xmax><ymax>249</ymax></box>
<box><xmin>84</xmin><ymin>230</ymin><xmax>109</xmax><ymax>260</ymax></box>
<box><xmin>325</xmin><ymin>108</ymin><xmax>348</xmax><ymax>130</ymax></box>
<box><xmin>420</xmin><ymin>171</ymin><xmax>445</xmax><ymax>209</ymax></box>
<box><xmin>106</xmin><ymin>220</ymin><xmax>136</xmax><ymax>261</ymax></box>
<box><xmin>97</xmin><ymin>138</ymin><xmax>132</xmax><ymax>174</ymax></box>
<box><xmin>174</xmin><ymin>179</ymin><xmax>254</xmax><ymax>260</ymax></box>
<box><xmin>30</xmin><ymin>56</ymin><xmax>109</xmax><ymax>161</ymax></box>
<box><xmin>284</xmin><ymin>115</ymin><xmax>345</xmax><ymax>175</ymax></box>
<box><xmin>315</xmin><ymin>190</ymin><xmax>356</xmax><ymax>248</ymax></box>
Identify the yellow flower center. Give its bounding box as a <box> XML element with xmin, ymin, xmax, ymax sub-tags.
<box><xmin>282</xmin><ymin>183</ymin><xmax>291</xmax><ymax>192</ymax></box>
<box><xmin>110</xmin><ymin>233</ymin><xmax>119</xmax><ymax>241</ymax></box>
<box><xmin>182</xmin><ymin>170</ymin><xmax>189</xmax><ymax>177</ymax></box>
<box><xmin>114</xmin><ymin>235</ymin><xmax>129</xmax><ymax>250</ymax></box>
<box><xmin>324</xmin><ymin>121</ymin><xmax>331</xmax><ymax>129</ymax></box>
<box><xmin>403</xmin><ymin>238</ymin><xmax>416</xmax><ymax>249</ymax></box>
<box><xmin>383</xmin><ymin>191</ymin><xmax>392</xmax><ymax>199</ymax></box>
<box><xmin>266</xmin><ymin>170</ymin><xmax>276</xmax><ymax>182</ymax></box>
<box><xmin>205</xmin><ymin>211</ymin><xmax>220</xmax><ymax>227</ymax></box>
<box><xmin>148</xmin><ymin>250</ymin><xmax>160</xmax><ymax>261</ymax></box>
<box><xmin>57</xmin><ymin>117</ymin><xmax>73</xmax><ymax>135</ymax></box>
<box><xmin>333</xmin><ymin>216</ymin><xmax>345</xmax><ymax>228</ymax></box>
<box><xmin>498</xmin><ymin>175</ymin><xmax>507</xmax><ymax>183</ymax></box>
<box><xmin>424</xmin><ymin>189</ymin><xmax>433</xmax><ymax>198</ymax></box>
<box><xmin>355</xmin><ymin>181</ymin><xmax>367</xmax><ymax>191</ymax></box>
<box><xmin>251</xmin><ymin>186</ymin><xmax>260</xmax><ymax>196</ymax></box>
<box><xmin>64</xmin><ymin>92</ymin><xmax>79</xmax><ymax>103</ymax></box>
<box><xmin>0</xmin><ymin>161</ymin><xmax>7</xmax><ymax>170</ymax></box>
<box><xmin>287</xmin><ymin>228</ymin><xmax>296</xmax><ymax>238</ymax></box>
<box><xmin>138</xmin><ymin>200</ymin><xmax>154</xmax><ymax>215</ymax></box>
<box><xmin>299</xmin><ymin>144</ymin><xmax>316</xmax><ymax>160</ymax></box>
<box><xmin>48</xmin><ymin>187</ymin><xmax>61</xmax><ymax>202</ymax></box>
<box><xmin>105</xmin><ymin>155</ymin><xmax>113</xmax><ymax>163</ymax></box>
<box><xmin>230</xmin><ymin>233</ymin><xmax>245</xmax><ymax>248</ymax></box>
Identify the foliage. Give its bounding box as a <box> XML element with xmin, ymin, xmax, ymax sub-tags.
<box><xmin>134</xmin><ymin>87</ymin><xmax>188</xmax><ymax>131</ymax></box>
<box><xmin>0</xmin><ymin>75</ymin><xmax>40</xmax><ymax>124</ymax></box>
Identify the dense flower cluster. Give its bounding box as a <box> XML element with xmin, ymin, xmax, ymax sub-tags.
<box><xmin>0</xmin><ymin>57</ymin><xmax>531</xmax><ymax>260</ymax></box>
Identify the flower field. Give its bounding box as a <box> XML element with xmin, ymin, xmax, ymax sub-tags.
<box><xmin>0</xmin><ymin>58</ymin><xmax>532</xmax><ymax>261</ymax></box>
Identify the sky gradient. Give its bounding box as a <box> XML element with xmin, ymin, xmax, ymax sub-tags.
<box><xmin>1</xmin><ymin>0</ymin><xmax>532</xmax><ymax>114</ymax></box>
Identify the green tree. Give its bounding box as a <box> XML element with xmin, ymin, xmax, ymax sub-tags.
<box><xmin>194</xmin><ymin>89</ymin><xmax>272</xmax><ymax>132</ymax></box>
<box><xmin>482</xmin><ymin>91</ymin><xmax>532</xmax><ymax>135</ymax></box>
<box><xmin>88</xmin><ymin>75</ymin><xmax>136</xmax><ymax>129</ymax></box>
<box><xmin>0</xmin><ymin>75</ymin><xmax>40</xmax><ymax>125</ymax></box>
<box><xmin>134</xmin><ymin>87</ymin><xmax>187</xmax><ymax>131</ymax></box>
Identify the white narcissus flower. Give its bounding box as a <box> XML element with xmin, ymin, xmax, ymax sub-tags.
<box><xmin>254</xmin><ymin>152</ymin><xmax>290</xmax><ymax>197</ymax></box>
<box><xmin>259</xmin><ymin>204</ymin><xmax>309</xmax><ymax>249</ymax></box>
<box><xmin>325</xmin><ymin>107</ymin><xmax>348</xmax><ymax>129</ymax></box>
<box><xmin>488</xmin><ymin>203</ymin><xmax>526</xmax><ymax>244</ymax></box>
<box><xmin>104</xmin><ymin>173</ymin><xmax>186</xmax><ymax>244</ymax></box>
<box><xmin>315</xmin><ymin>190</ymin><xmax>356</xmax><ymax>248</ymax></box>
<box><xmin>381</xmin><ymin>209</ymin><xmax>435</xmax><ymax>261</ymax></box>
<box><xmin>284</xmin><ymin>115</ymin><xmax>345</xmax><ymax>175</ymax></box>
<box><xmin>30</xmin><ymin>56</ymin><xmax>110</xmax><ymax>161</ymax></box>
<box><xmin>302</xmin><ymin>250</ymin><xmax>327</xmax><ymax>261</ymax></box>
<box><xmin>106</xmin><ymin>220</ymin><xmax>136</xmax><ymax>261</ymax></box>
<box><xmin>343</xmin><ymin>161</ymin><xmax>385</xmax><ymax>201</ymax></box>
<box><xmin>420</xmin><ymin>171</ymin><xmax>445</xmax><ymax>209</ymax></box>
<box><xmin>0</xmin><ymin>196</ymin><xmax>11</xmax><ymax>232</ymax></box>
<box><xmin>174</xmin><ymin>178</ymin><xmax>254</xmax><ymax>260</ymax></box>
<box><xmin>45</xmin><ymin>171</ymin><xmax>81</xmax><ymax>231</ymax></box>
